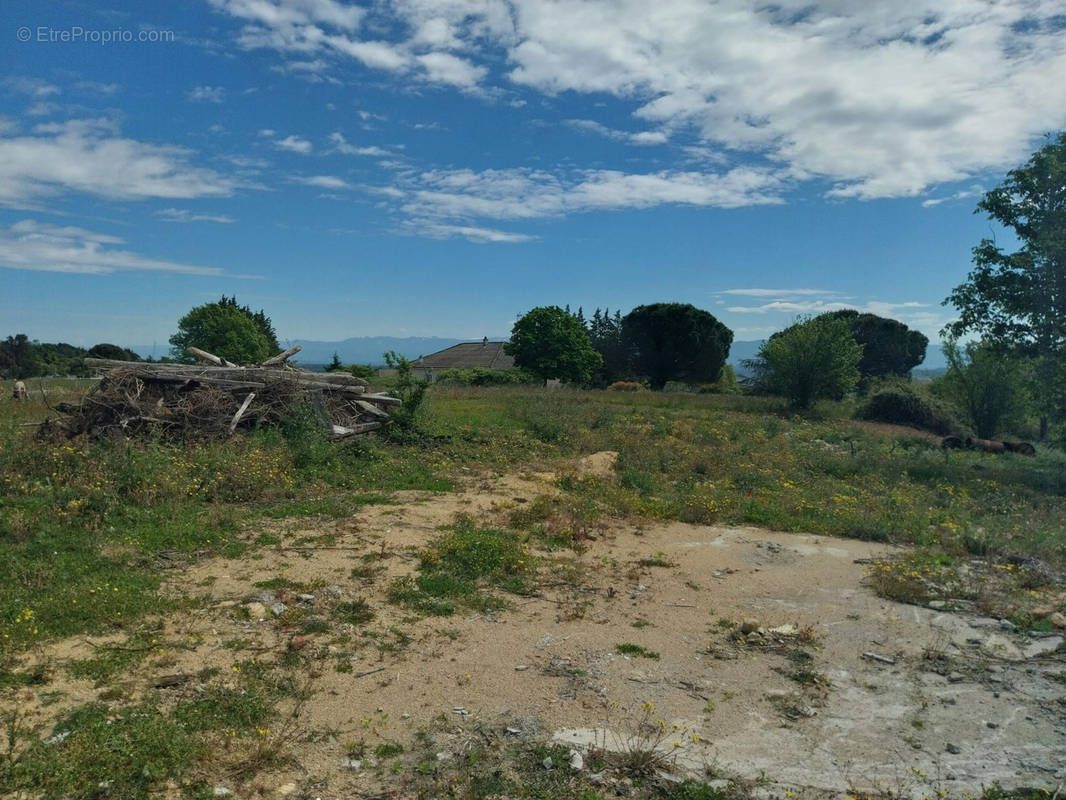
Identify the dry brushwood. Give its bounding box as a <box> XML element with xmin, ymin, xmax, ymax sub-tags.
<box><xmin>40</xmin><ymin>346</ymin><xmax>400</xmax><ymax>442</ymax></box>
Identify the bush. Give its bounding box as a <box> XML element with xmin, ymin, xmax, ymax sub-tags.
<box><xmin>607</xmin><ymin>380</ymin><xmax>644</xmax><ymax>392</ymax></box>
<box><xmin>434</xmin><ymin>368</ymin><xmax>536</xmax><ymax>387</ymax></box>
<box><xmin>349</xmin><ymin>364</ymin><xmax>377</xmax><ymax>380</ymax></box>
<box><xmin>858</xmin><ymin>380</ymin><xmax>963</xmax><ymax>436</ymax></box>
<box><xmin>931</xmin><ymin>341</ymin><xmax>1030</xmax><ymax>439</ymax></box>
<box><xmin>748</xmin><ymin>315</ymin><xmax>862</xmax><ymax>408</ymax></box>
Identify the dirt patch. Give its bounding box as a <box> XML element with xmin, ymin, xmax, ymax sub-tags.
<box><xmin>6</xmin><ymin>471</ymin><xmax>1064</xmax><ymax>797</ymax></box>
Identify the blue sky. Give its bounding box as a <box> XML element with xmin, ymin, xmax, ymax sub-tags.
<box><xmin>1</xmin><ymin>0</ymin><xmax>1064</xmax><ymax>353</ymax></box>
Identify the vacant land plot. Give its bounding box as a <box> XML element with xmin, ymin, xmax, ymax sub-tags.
<box><xmin>1</xmin><ymin>385</ymin><xmax>1063</xmax><ymax>799</ymax></box>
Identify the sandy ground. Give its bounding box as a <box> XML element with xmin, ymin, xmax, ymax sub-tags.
<box><xmin>8</xmin><ymin>464</ymin><xmax>1065</xmax><ymax>798</ymax></box>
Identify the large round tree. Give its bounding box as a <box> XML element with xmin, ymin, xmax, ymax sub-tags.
<box><xmin>622</xmin><ymin>303</ymin><xmax>733</xmax><ymax>390</ymax></box>
<box><xmin>505</xmin><ymin>306</ymin><xmax>602</xmax><ymax>384</ymax></box>
<box><xmin>169</xmin><ymin>302</ymin><xmax>275</xmax><ymax>364</ymax></box>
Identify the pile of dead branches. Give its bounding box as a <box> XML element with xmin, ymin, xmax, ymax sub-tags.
<box><xmin>41</xmin><ymin>346</ymin><xmax>400</xmax><ymax>441</ymax></box>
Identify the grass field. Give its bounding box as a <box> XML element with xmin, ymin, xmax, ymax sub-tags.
<box><xmin>1</xmin><ymin>381</ymin><xmax>1063</xmax><ymax>798</ymax></box>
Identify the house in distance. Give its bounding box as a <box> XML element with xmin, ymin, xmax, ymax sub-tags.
<box><xmin>409</xmin><ymin>337</ymin><xmax>514</xmax><ymax>381</ymax></box>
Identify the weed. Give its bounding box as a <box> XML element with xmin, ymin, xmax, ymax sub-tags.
<box><xmin>615</xmin><ymin>643</ymin><xmax>660</xmax><ymax>660</ymax></box>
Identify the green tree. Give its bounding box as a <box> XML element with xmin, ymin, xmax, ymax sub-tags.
<box><xmin>169</xmin><ymin>303</ymin><xmax>274</xmax><ymax>364</ymax></box>
<box><xmin>751</xmin><ymin>315</ymin><xmax>862</xmax><ymax>408</ymax></box>
<box><xmin>505</xmin><ymin>306</ymin><xmax>602</xmax><ymax>384</ymax></box>
<box><xmin>931</xmin><ymin>340</ymin><xmax>1028</xmax><ymax>439</ymax></box>
<box><xmin>943</xmin><ymin>132</ymin><xmax>1066</xmax><ymax>435</ymax></box>
<box><xmin>325</xmin><ymin>352</ymin><xmax>344</xmax><ymax>372</ymax></box>
<box><xmin>217</xmin><ymin>295</ymin><xmax>280</xmax><ymax>353</ymax></box>
<box><xmin>0</xmin><ymin>334</ymin><xmax>42</xmax><ymax>379</ymax></box>
<box><xmin>587</xmin><ymin>307</ymin><xmax>629</xmax><ymax>385</ymax></box>
<box><xmin>87</xmin><ymin>343</ymin><xmax>139</xmax><ymax>361</ymax></box>
<box><xmin>621</xmin><ymin>303</ymin><xmax>733</xmax><ymax>390</ymax></box>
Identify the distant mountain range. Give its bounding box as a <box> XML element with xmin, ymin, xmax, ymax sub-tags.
<box><xmin>132</xmin><ymin>336</ymin><xmax>948</xmax><ymax>372</ymax></box>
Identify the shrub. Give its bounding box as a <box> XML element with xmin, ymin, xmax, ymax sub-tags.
<box><xmin>931</xmin><ymin>340</ymin><xmax>1030</xmax><ymax>439</ymax></box>
<box><xmin>434</xmin><ymin>368</ymin><xmax>536</xmax><ymax>386</ymax></box>
<box><xmin>607</xmin><ymin>381</ymin><xmax>644</xmax><ymax>392</ymax></box>
<box><xmin>748</xmin><ymin>315</ymin><xmax>862</xmax><ymax>408</ymax></box>
<box><xmin>858</xmin><ymin>379</ymin><xmax>963</xmax><ymax>436</ymax></box>
<box><xmin>349</xmin><ymin>364</ymin><xmax>377</xmax><ymax>380</ymax></box>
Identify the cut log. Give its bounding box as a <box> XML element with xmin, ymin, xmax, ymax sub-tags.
<box><xmin>360</xmin><ymin>393</ymin><xmax>402</xmax><ymax>407</ymax></box>
<box><xmin>331</xmin><ymin>421</ymin><xmax>384</xmax><ymax>439</ymax></box>
<box><xmin>354</xmin><ymin>400</ymin><xmax>390</xmax><ymax>418</ymax></box>
<box><xmin>261</xmin><ymin>345</ymin><xmax>302</xmax><ymax>367</ymax></box>
<box><xmin>229</xmin><ymin>392</ymin><xmax>256</xmax><ymax>433</ymax></box>
<box><xmin>187</xmin><ymin>347</ymin><xmax>238</xmax><ymax>368</ymax></box>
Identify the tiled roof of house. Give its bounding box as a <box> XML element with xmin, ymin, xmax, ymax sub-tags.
<box><xmin>411</xmin><ymin>341</ymin><xmax>515</xmax><ymax>370</ymax></box>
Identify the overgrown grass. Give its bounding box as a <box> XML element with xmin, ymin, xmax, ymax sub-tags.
<box><xmin>388</xmin><ymin>516</ymin><xmax>535</xmax><ymax>615</ymax></box>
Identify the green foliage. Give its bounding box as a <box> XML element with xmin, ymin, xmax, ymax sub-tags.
<box><xmin>827</xmin><ymin>310</ymin><xmax>927</xmax><ymax>379</ymax></box>
<box><xmin>349</xmin><ymin>363</ymin><xmax>378</xmax><ymax>380</ymax></box>
<box><xmin>326</xmin><ymin>351</ymin><xmax>344</xmax><ymax>372</ymax></box>
<box><xmin>86</xmin><ymin>343</ymin><xmax>140</xmax><ymax>362</ymax></box>
<box><xmin>0</xmin><ymin>334</ymin><xmax>41</xmax><ymax>379</ymax></box>
<box><xmin>700</xmin><ymin>364</ymin><xmax>741</xmax><ymax>394</ymax></box>
<box><xmin>383</xmin><ymin>350</ymin><xmax>429</xmax><ymax>430</ymax></box>
<box><xmin>858</xmin><ymin>378</ymin><xmax>963</xmax><ymax>436</ymax></box>
<box><xmin>506</xmin><ymin>306</ymin><xmax>602</xmax><ymax>384</ymax></box>
<box><xmin>944</xmin><ymin>132</ymin><xmax>1066</xmax><ymax>425</ymax></box>
<box><xmin>751</xmin><ymin>315</ymin><xmax>862</xmax><ymax>408</ymax></box>
<box><xmin>217</xmin><ymin>295</ymin><xmax>280</xmax><ymax>353</ymax></box>
<box><xmin>8</xmin><ymin>704</ymin><xmax>198</xmax><ymax>798</ymax></box>
<box><xmin>931</xmin><ymin>340</ymin><xmax>1029</xmax><ymax>439</ymax></box>
<box><xmin>434</xmin><ymin>367</ymin><xmax>537</xmax><ymax>386</ymax></box>
<box><xmin>615</xmin><ymin>643</ymin><xmax>660</xmax><ymax>659</ymax></box>
<box><xmin>587</xmin><ymin>307</ymin><xmax>628</xmax><ymax>385</ymax></box>
<box><xmin>621</xmin><ymin>303</ymin><xmax>733</xmax><ymax>391</ymax></box>
<box><xmin>388</xmin><ymin>517</ymin><xmax>534</xmax><ymax>615</ymax></box>
<box><xmin>169</xmin><ymin>301</ymin><xmax>275</xmax><ymax>364</ymax></box>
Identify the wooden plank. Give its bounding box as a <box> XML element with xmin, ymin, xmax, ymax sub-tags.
<box><xmin>360</xmin><ymin>393</ymin><xmax>402</xmax><ymax>407</ymax></box>
<box><xmin>354</xmin><ymin>400</ymin><xmax>390</xmax><ymax>418</ymax></box>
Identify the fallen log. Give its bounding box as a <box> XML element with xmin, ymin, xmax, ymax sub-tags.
<box><xmin>261</xmin><ymin>345</ymin><xmax>302</xmax><ymax>366</ymax></box>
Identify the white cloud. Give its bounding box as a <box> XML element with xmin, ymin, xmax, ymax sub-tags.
<box><xmin>0</xmin><ymin>119</ymin><xmax>238</xmax><ymax>207</ymax></box>
<box><xmin>210</xmin><ymin>0</ymin><xmax>1066</xmax><ymax>199</ymax></box>
<box><xmin>275</xmin><ymin>134</ymin><xmax>313</xmax><ymax>153</ymax></box>
<box><xmin>2</xmin><ymin>77</ymin><xmax>60</xmax><ymax>97</ymax></box>
<box><xmin>566</xmin><ymin>119</ymin><xmax>669</xmax><ymax>147</ymax></box>
<box><xmin>187</xmin><ymin>85</ymin><xmax>227</xmax><ymax>103</ymax></box>
<box><xmin>393</xmin><ymin>165</ymin><xmax>785</xmax><ymax>224</ymax></box>
<box><xmin>415</xmin><ymin>51</ymin><xmax>487</xmax><ymax>88</ymax></box>
<box><xmin>718</xmin><ymin>288</ymin><xmax>845</xmax><ymax>297</ymax></box>
<box><xmin>0</xmin><ymin>219</ymin><xmax>229</xmax><ymax>276</ymax></box>
<box><xmin>921</xmin><ymin>184</ymin><xmax>985</xmax><ymax>207</ymax></box>
<box><xmin>155</xmin><ymin>208</ymin><xmax>236</xmax><ymax>223</ymax></box>
<box><xmin>293</xmin><ymin>174</ymin><xmax>350</xmax><ymax>189</ymax></box>
<box><xmin>328</xmin><ymin>132</ymin><xmax>389</xmax><ymax>157</ymax></box>
<box><xmin>410</xmin><ymin>221</ymin><xmax>536</xmax><ymax>243</ymax></box>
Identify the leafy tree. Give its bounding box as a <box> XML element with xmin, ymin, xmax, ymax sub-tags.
<box><xmin>505</xmin><ymin>306</ymin><xmax>602</xmax><ymax>384</ymax></box>
<box><xmin>621</xmin><ymin>303</ymin><xmax>733</xmax><ymax>390</ymax></box>
<box><xmin>169</xmin><ymin>303</ymin><xmax>274</xmax><ymax>364</ymax></box>
<box><xmin>751</xmin><ymin>315</ymin><xmax>862</xmax><ymax>408</ymax></box>
<box><xmin>217</xmin><ymin>295</ymin><xmax>280</xmax><ymax>353</ymax></box>
<box><xmin>0</xmin><ymin>334</ymin><xmax>41</xmax><ymax>379</ymax></box>
<box><xmin>943</xmin><ymin>132</ymin><xmax>1066</xmax><ymax>434</ymax></box>
<box><xmin>87</xmin><ymin>343</ymin><xmax>140</xmax><ymax>361</ymax></box>
<box><xmin>588</xmin><ymin>307</ymin><xmax>629</xmax><ymax>385</ymax></box>
<box><xmin>771</xmin><ymin>310</ymin><xmax>927</xmax><ymax>382</ymax></box>
<box><xmin>382</xmin><ymin>350</ymin><xmax>428</xmax><ymax>430</ymax></box>
<box><xmin>931</xmin><ymin>340</ymin><xmax>1029</xmax><ymax>439</ymax></box>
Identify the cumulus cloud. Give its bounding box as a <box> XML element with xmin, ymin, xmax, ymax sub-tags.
<box><xmin>211</xmin><ymin>0</ymin><xmax>1066</xmax><ymax>198</ymax></box>
<box><xmin>0</xmin><ymin>119</ymin><xmax>238</xmax><ymax>207</ymax></box>
<box><xmin>293</xmin><ymin>174</ymin><xmax>350</xmax><ymax>189</ymax></box>
<box><xmin>0</xmin><ymin>219</ymin><xmax>229</xmax><ymax>276</ymax></box>
<box><xmin>187</xmin><ymin>85</ymin><xmax>227</xmax><ymax>103</ymax></box>
<box><xmin>274</xmin><ymin>134</ymin><xmax>313</xmax><ymax>153</ymax></box>
<box><xmin>328</xmin><ymin>132</ymin><xmax>390</xmax><ymax>157</ymax></box>
<box><xmin>2</xmin><ymin>77</ymin><xmax>60</xmax><ymax>97</ymax></box>
<box><xmin>566</xmin><ymin>119</ymin><xmax>669</xmax><ymax>147</ymax></box>
<box><xmin>155</xmin><ymin>208</ymin><xmax>236</xmax><ymax>223</ymax></box>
